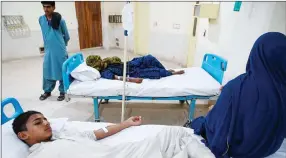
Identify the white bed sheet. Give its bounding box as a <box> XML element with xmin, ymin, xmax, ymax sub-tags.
<box><xmin>66</xmin><ymin>121</ymin><xmax>204</xmax><ymax>145</ymax></box>
<box><xmin>68</xmin><ymin>67</ymin><xmax>221</xmax><ymax>97</ymax></box>
<box><xmin>54</xmin><ymin>121</ymin><xmax>286</xmax><ymax>158</ymax></box>
<box><xmin>3</xmin><ymin>119</ymin><xmax>285</xmax><ymax>158</ymax></box>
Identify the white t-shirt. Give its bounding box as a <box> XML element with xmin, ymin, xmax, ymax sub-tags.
<box><xmin>51</xmin><ymin>123</ymin><xmax>97</xmax><ymax>141</ymax></box>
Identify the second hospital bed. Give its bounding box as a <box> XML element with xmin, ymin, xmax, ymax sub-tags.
<box><xmin>62</xmin><ymin>53</ymin><xmax>228</xmax><ymax>122</ymax></box>
<box><xmin>2</xmin><ymin>98</ymin><xmax>286</xmax><ymax>158</ymax></box>
<box><xmin>1</xmin><ymin>97</ymin><xmax>215</xmax><ymax>158</ymax></box>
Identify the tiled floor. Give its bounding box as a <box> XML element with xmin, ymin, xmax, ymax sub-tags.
<box><xmin>2</xmin><ymin>48</ymin><xmax>209</xmax><ymax>125</ymax></box>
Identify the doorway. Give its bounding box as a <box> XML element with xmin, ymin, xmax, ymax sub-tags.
<box><xmin>75</xmin><ymin>1</ymin><xmax>103</xmax><ymax>49</ymax></box>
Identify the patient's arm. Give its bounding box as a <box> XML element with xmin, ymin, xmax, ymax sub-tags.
<box><xmin>114</xmin><ymin>75</ymin><xmax>143</xmax><ymax>84</ymax></box>
<box><xmin>94</xmin><ymin>116</ymin><xmax>142</xmax><ymax>140</ymax></box>
<box><xmin>100</xmin><ymin>70</ymin><xmax>142</xmax><ymax>83</ymax></box>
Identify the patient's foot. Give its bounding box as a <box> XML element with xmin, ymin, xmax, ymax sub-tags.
<box><xmin>168</xmin><ymin>69</ymin><xmax>175</xmax><ymax>73</ymax></box>
<box><xmin>39</xmin><ymin>92</ymin><xmax>51</xmax><ymax>101</ymax></box>
<box><xmin>172</xmin><ymin>70</ymin><xmax>185</xmax><ymax>75</ymax></box>
<box><xmin>129</xmin><ymin>78</ymin><xmax>143</xmax><ymax>84</ymax></box>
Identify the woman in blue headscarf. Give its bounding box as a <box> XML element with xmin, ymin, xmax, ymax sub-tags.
<box><xmin>190</xmin><ymin>32</ymin><xmax>286</xmax><ymax>157</ymax></box>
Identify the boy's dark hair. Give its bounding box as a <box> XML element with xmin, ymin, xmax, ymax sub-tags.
<box><xmin>41</xmin><ymin>1</ymin><xmax>55</xmax><ymax>7</ymax></box>
<box><xmin>12</xmin><ymin>111</ymin><xmax>42</xmax><ymax>135</ymax></box>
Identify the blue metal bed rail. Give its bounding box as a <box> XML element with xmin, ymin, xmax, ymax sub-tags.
<box><xmin>1</xmin><ymin>97</ymin><xmax>24</xmax><ymax>125</ymax></box>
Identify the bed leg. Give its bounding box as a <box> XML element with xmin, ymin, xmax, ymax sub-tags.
<box><xmin>189</xmin><ymin>99</ymin><xmax>196</xmax><ymax>121</ymax></box>
<box><xmin>93</xmin><ymin>98</ymin><xmax>100</xmax><ymax>122</ymax></box>
<box><xmin>101</xmin><ymin>99</ymin><xmax>109</xmax><ymax>104</ymax></box>
<box><xmin>65</xmin><ymin>94</ymin><xmax>70</xmax><ymax>102</ymax></box>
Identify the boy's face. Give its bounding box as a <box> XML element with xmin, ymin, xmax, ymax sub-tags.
<box><xmin>18</xmin><ymin>114</ymin><xmax>52</xmax><ymax>144</ymax></box>
<box><xmin>42</xmin><ymin>4</ymin><xmax>55</xmax><ymax>16</ymax></box>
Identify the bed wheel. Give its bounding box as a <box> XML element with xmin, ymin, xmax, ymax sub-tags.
<box><xmin>183</xmin><ymin>120</ymin><xmax>192</xmax><ymax>127</ymax></box>
<box><xmin>179</xmin><ymin>100</ymin><xmax>185</xmax><ymax>104</ymax></box>
<box><xmin>101</xmin><ymin>99</ymin><xmax>109</xmax><ymax>104</ymax></box>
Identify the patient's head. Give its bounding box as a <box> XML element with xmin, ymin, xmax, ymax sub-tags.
<box><xmin>12</xmin><ymin>111</ymin><xmax>52</xmax><ymax>146</ymax></box>
<box><xmin>86</xmin><ymin>55</ymin><xmax>104</xmax><ymax>71</ymax></box>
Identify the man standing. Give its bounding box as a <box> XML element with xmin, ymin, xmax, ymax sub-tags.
<box><xmin>39</xmin><ymin>1</ymin><xmax>70</xmax><ymax>101</ymax></box>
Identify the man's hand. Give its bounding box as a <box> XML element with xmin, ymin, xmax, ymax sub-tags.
<box><xmin>123</xmin><ymin>116</ymin><xmax>142</xmax><ymax>126</ymax></box>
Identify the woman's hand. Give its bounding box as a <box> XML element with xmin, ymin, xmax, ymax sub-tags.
<box><xmin>123</xmin><ymin>116</ymin><xmax>142</xmax><ymax>126</ymax></box>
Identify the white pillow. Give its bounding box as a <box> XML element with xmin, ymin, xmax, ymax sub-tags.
<box><xmin>71</xmin><ymin>62</ymin><xmax>101</xmax><ymax>82</ymax></box>
<box><xmin>2</xmin><ymin>118</ymin><xmax>68</xmax><ymax>158</ymax></box>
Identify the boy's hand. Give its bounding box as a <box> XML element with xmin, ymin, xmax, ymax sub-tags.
<box><xmin>95</xmin><ymin>116</ymin><xmax>142</xmax><ymax>140</ymax></box>
<box><xmin>123</xmin><ymin>116</ymin><xmax>142</xmax><ymax>126</ymax></box>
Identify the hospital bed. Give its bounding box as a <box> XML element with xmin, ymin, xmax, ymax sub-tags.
<box><xmin>2</xmin><ymin>98</ymin><xmax>285</xmax><ymax>158</ymax></box>
<box><xmin>62</xmin><ymin>53</ymin><xmax>228</xmax><ymax>122</ymax></box>
<box><xmin>1</xmin><ymin>97</ymin><xmax>212</xmax><ymax>158</ymax></box>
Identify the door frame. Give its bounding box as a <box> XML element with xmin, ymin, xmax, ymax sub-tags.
<box><xmin>133</xmin><ymin>2</ymin><xmax>150</xmax><ymax>56</ymax></box>
<box><xmin>186</xmin><ymin>2</ymin><xmax>199</xmax><ymax>67</ymax></box>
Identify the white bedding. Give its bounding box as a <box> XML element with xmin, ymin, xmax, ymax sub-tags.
<box><xmin>66</xmin><ymin>121</ymin><xmax>204</xmax><ymax>146</ymax></box>
<box><xmin>2</xmin><ymin>119</ymin><xmax>286</xmax><ymax>158</ymax></box>
<box><xmin>61</xmin><ymin>122</ymin><xmax>286</xmax><ymax>158</ymax></box>
<box><xmin>68</xmin><ymin>67</ymin><xmax>221</xmax><ymax>97</ymax></box>
<box><xmin>2</xmin><ymin>119</ymin><xmax>214</xmax><ymax>158</ymax></box>
<box><xmin>28</xmin><ymin>122</ymin><xmax>215</xmax><ymax>158</ymax></box>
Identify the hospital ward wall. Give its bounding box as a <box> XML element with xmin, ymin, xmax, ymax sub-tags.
<box><xmin>148</xmin><ymin>2</ymin><xmax>195</xmax><ymax>66</ymax></box>
<box><xmin>101</xmin><ymin>2</ymin><xmax>134</xmax><ymax>53</ymax></box>
<box><xmin>1</xmin><ymin>2</ymin><xmax>80</xmax><ymax>61</ymax></box>
<box><xmin>193</xmin><ymin>2</ymin><xmax>286</xmax><ymax>82</ymax></box>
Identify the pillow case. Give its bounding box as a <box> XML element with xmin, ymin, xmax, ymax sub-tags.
<box><xmin>71</xmin><ymin>62</ymin><xmax>101</xmax><ymax>82</ymax></box>
<box><xmin>2</xmin><ymin>118</ymin><xmax>68</xmax><ymax>158</ymax></box>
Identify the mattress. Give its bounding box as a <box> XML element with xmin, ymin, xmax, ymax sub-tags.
<box><xmin>68</xmin><ymin>67</ymin><xmax>221</xmax><ymax>97</ymax></box>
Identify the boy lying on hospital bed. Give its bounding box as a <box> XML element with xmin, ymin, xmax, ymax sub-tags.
<box><xmin>86</xmin><ymin>54</ymin><xmax>185</xmax><ymax>84</ymax></box>
<box><xmin>12</xmin><ymin>111</ymin><xmax>214</xmax><ymax>158</ymax></box>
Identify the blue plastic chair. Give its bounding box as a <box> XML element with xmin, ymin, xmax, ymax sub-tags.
<box><xmin>1</xmin><ymin>98</ymin><xmax>24</xmax><ymax>125</ymax></box>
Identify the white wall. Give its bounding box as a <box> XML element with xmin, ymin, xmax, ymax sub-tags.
<box><xmin>193</xmin><ymin>2</ymin><xmax>286</xmax><ymax>81</ymax></box>
<box><xmin>268</xmin><ymin>2</ymin><xmax>286</xmax><ymax>33</ymax></box>
<box><xmin>101</xmin><ymin>2</ymin><xmax>134</xmax><ymax>52</ymax></box>
<box><xmin>148</xmin><ymin>2</ymin><xmax>194</xmax><ymax>66</ymax></box>
<box><xmin>2</xmin><ymin>2</ymin><xmax>80</xmax><ymax>61</ymax></box>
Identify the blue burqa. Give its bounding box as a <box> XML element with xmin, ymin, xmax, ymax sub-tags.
<box><xmin>191</xmin><ymin>32</ymin><xmax>286</xmax><ymax>157</ymax></box>
<box><xmin>39</xmin><ymin>15</ymin><xmax>70</xmax><ymax>80</ymax></box>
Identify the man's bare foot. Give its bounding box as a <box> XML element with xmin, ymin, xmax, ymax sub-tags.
<box><xmin>168</xmin><ymin>69</ymin><xmax>175</xmax><ymax>73</ymax></box>
<box><xmin>172</xmin><ymin>70</ymin><xmax>185</xmax><ymax>75</ymax></box>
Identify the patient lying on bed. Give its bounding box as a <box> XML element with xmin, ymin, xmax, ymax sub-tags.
<box><xmin>12</xmin><ymin>111</ymin><xmax>214</xmax><ymax>158</ymax></box>
<box><xmin>86</xmin><ymin>54</ymin><xmax>185</xmax><ymax>83</ymax></box>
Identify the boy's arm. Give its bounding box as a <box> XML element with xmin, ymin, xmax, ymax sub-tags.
<box><xmin>94</xmin><ymin>116</ymin><xmax>142</xmax><ymax>140</ymax></box>
<box><xmin>114</xmin><ymin>75</ymin><xmax>143</xmax><ymax>84</ymax></box>
<box><xmin>60</xmin><ymin>116</ymin><xmax>142</xmax><ymax>141</ymax></box>
<box><xmin>39</xmin><ymin>16</ymin><xmax>45</xmax><ymax>43</ymax></box>
<box><xmin>60</xmin><ymin>19</ymin><xmax>70</xmax><ymax>45</ymax></box>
